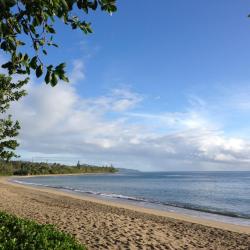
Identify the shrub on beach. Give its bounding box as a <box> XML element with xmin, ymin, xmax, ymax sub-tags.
<box><xmin>0</xmin><ymin>211</ymin><xmax>86</xmax><ymax>250</ymax></box>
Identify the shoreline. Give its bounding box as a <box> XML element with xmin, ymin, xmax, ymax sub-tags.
<box><xmin>2</xmin><ymin>176</ymin><xmax>250</xmax><ymax>235</ymax></box>
<box><xmin>0</xmin><ymin>176</ymin><xmax>249</xmax><ymax>249</ymax></box>
<box><xmin>11</xmin><ymin>176</ymin><xmax>250</xmax><ymax>228</ymax></box>
<box><xmin>5</xmin><ymin>172</ymin><xmax>115</xmax><ymax>177</ymax></box>
<box><xmin>9</xmin><ymin>175</ymin><xmax>250</xmax><ymax>229</ymax></box>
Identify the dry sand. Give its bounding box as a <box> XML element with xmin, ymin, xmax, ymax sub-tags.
<box><xmin>0</xmin><ymin>177</ymin><xmax>249</xmax><ymax>250</ymax></box>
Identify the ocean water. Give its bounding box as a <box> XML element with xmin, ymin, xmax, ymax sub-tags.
<box><xmin>13</xmin><ymin>171</ymin><xmax>250</xmax><ymax>226</ymax></box>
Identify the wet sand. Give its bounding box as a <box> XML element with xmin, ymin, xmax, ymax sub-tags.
<box><xmin>0</xmin><ymin>177</ymin><xmax>249</xmax><ymax>249</ymax></box>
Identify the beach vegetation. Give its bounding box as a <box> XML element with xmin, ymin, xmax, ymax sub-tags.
<box><xmin>0</xmin><ymin>211</ymin><xmax>86</xmax><ymax>250</ymax></box>
<box><xmin>0</xmin><ymin>160</ymin><xmax>117</xmax><ymax>176</ymax></box>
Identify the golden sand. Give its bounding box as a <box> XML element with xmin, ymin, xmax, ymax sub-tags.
<box><xmin>0</xmin><ymin>177</ymin><xmax>249</xmax><ymax>249</ymax></box>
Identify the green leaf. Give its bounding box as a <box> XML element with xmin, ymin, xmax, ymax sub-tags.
<box><xmin>33</xmin><ymin>41</ymin><xmax>39</xmax><ymax>51</ymax></box>
<box><xmin>56</xmin><ymin>63</ymin><xmax>66</xmax><ymax>70</ymax></box>
<box><xmin>2</xmin><ymin>61</ymin><xmax>12</xmax><ymax>69</ymax></box>
<box><xmin>26</xmin><ymin>66</ymin><xmax>30</xmax><ymax>74</ymax></box>
<box><xmin>36</xmin><ymin>65</ymin><xmax>43</xmax><ymax>78</ymax></box>
<box><xmin>22</xmin><ymin>24</ymin><xmax>29</xmax><ymax>35</ymax></box>
<box><xmin>39</xmin><ymin>39</ymin><xmax>45</xmax><ymax>46</ymax></box>
<box><xmin>60</xmin><ymin>75</ymin><xmax>69</xmax><ymax>82</ymax></box>
<box><xmin>47</xmin><ymin>65</ymin><xmax>53</xmax><ymax>70</ymax></box>
<box><xmin>16</xmin><ymin>69</ymin><xmax>27</xmax><ymax>74</ymax></box>
<box><xmin>46</xmin><ymin>25</ymin><xmax>56</xmax><ymax>34</ymax></box>
<box><xmin>7</xmin><ymin>0</ymin><xmax>16</xmax><ymax>8</ymax></box>
<box><xmin>30</xmin><ymin>24</ymin><xmax>36</xmax><ymax>34</ymax></box>
<box><xmin>30</xmin><ymin>56</ymin><xmax>37</xmax><ymax>69</ymax></box>
<box><xmin>89</xmin><ymin>0</ymin><xmax>98</xmax><ymax>10</ymax></box>
<box><xmin>14</xmin><ymin>23</ymin><xmax>21</xmax><ymax>33</ymax></box>
<box><xmin>77</xmin><ymin>0</ymin><xmax>82</xmax><ymax>9</ymax></box>
<box><xmin>0</xmin><ymin>41</ymin><xmax>7</xmax><ymax>50</ymax></box>
<box><xmin>45</xmin><ymin>70</ymin><xmax>51</xmax><ymax>84</ymax></box>
<box><xmin>51</xmin><ymin>72</ymin><xmax>58</xmax><ymax>86</ymax></box>
<box><xmin>61</xmin><ymin>0</ymin><xmax>69</xmax><ymax>10</ymax></box>
<box><xmin>23</xmin><ymin>54</ymin><xmax>29</xmax><ymax>61</ymax></box>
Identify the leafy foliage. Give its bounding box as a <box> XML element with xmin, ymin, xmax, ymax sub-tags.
<box><xmin>0</xmin><ymin>74</ymin><xmax>27</xmax><ymax>161</ymax></box>
<box><xmin>0</xmin><ymin>211</ymin><xmax>86</xmax><ymax>250</ymax></box>
<box><xmin>0</xmin><ymin>0</ymin><xmax>117</xmax><ymax>86</ymax></box>
<box><xmin>0</xmin><ymin>160</ymin><xmax>117</xmax><ymax>176</ymax></box>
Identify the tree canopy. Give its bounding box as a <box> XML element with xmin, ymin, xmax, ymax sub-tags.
<box><xmin>0</xmin><ymin>74</ymin><xmax>27</xmax><ymax>161</ymax></box>
<box><xmin>0</xmin><ymin>0</ymin><xmax>117</xmax><ymax>86</ymax></box>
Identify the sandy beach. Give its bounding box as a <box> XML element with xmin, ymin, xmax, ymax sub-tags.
<box><xmin>0</xmin><ymin>177</ymin><xmax>249</xmax><ymax>250</ymax></box>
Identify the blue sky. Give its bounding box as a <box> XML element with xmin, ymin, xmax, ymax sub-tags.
<box><xmin>8</xmin><ymin>1</ymin><xmax>250</xmax><ymax>170</ymax></box>
<box><xmin>60</xmin><ymin>0</ymin><xmax>250</xmax><ymax>97</ymax></box>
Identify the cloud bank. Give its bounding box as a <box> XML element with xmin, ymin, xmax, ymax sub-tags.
<box><xmin>10</xmin><ymin>61</ymin><xmax>250</xmax><ymax>171</ymax></box>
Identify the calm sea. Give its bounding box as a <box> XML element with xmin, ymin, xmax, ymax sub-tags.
<box><xmin>13</xmin><ymin>171</ymin><xmax>250</xmax><ymax>226</ymax></box>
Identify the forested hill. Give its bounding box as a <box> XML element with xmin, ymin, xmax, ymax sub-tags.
<box><xmin>0</xmin><ymin>161</ymin><xmax>117</xmax><ymax>176</ymax></box>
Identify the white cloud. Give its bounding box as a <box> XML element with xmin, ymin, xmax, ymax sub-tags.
<box><xmin>82</xmin><ymin>88</ymin><xmax>143</xmax><ymax>113</ymax></box>
<box><xmin>69</xmin><ymin>59</ymin><xmax>85</xmax><ymax>84</ymax></box>
<box><xmin>8</xmin><ymin>62</ymin><xmax>250</xmax><ymax>171</ymax></box>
